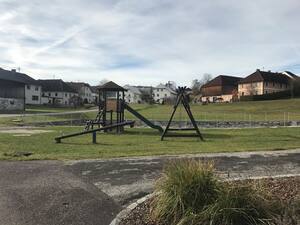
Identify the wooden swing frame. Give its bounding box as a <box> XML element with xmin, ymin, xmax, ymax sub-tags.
<box><xmin>161</xmin><ymin>86</ymin><xmax>204</xmax><ymax>141</ymax></box>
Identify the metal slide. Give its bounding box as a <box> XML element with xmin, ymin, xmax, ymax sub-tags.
<box><xmin>124</xmin><ymin>103</ymin><xmax>164</xmax><ymax>133</ymax></box>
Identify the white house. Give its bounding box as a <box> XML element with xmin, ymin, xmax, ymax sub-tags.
<box><xmin>4</xmin><ymin>69</ymin><xmax>42</xmax><ymax>105</ymax></box>
<box><xmin>153</xmin><ymin>83</ymin><xmax>177</xmax><ymax>104</ymax></box>
<box><xmin>25</xmin><ymin>83</ymin><xmax>42</xmax><ymax>105</ymax></box>
<box><xmin>38</xmin><ymin>79</ymin><xmax>78</xmax><ymax>106</ymax></box>
<box><xmin>123</xmin><ymin>85</ymin><xmax>143</xmax><ymax>104</ymax></box>
<box><xmin>66</xmin><ymin>82</ymin><xmax>94</xmax><ymax>104</ymax></box>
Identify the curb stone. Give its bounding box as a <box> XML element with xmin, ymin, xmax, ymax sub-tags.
<box><xmin>109</xmin><ymin>193</ymin><xmax>155</xmax><ymax>225</ymax></box>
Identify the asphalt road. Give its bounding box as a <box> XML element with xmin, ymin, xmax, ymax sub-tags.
<box><xmin>0</xmin><ymin>161</ymin><xmax>120</xmax><ymax>225</ymax></box>
<box><xmin>0</xmin><ymin>149</ymin><xmax>299</xmax><ymax>225</ymax></box>
<box><xmin>66</xmin><ymin>149</ymin><xmax>300</xmax><ymax>206</ymax></box>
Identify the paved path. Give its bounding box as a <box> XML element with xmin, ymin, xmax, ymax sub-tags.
<box><xmin>66</xmin><ymin>149</ymin><xmax>300</xmax><ymax>206</ymax></box>
<box><xmin>0</xmin><ymin>161</ymin><xmax>120</xmax><ymax>225</ymax></box>
<box><xmin>0</xmin><ymin>109</ymin><xmax>97</xmax><ymax>118</ymax></box>
<box><xmin>0</xmin><ymin>149</ymin><xmax>299</xmax><ymax>225</ymax></box>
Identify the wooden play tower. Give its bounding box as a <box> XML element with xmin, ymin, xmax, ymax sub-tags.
<box><xmin>97</xmin><ymin>81</ymin><xmax>127</xmax><ymax>133</ymax></box>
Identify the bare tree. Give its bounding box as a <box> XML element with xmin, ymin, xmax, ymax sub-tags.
<box><xmin>191</xmin><ymin>73</ymin><xmax>213</xmax><ymax>95</ymax></box>
<box><xmin>98</xmin><ymin>78</ymin><xmax>109</xmax><ymax>86</ymax></box>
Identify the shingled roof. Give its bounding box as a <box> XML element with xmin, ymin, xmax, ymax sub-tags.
<box><xmin>38</xmin><ymin>79</ymin><xmax>77</xmax><ymax>93</ymax></box>
<box><xmin>239</xmin><ymin>70</ymin><xmax>291</xmax><ymax>84</ymax></box>
<box><xmin>202</xmin><ymin>75</ymin><xmax>242</xmax><ymax>88</ymax></box>
<box><xmin>66</xmin><ymin>82</ymin><xmax>91</xmax><ymax>92</ymax></box>
<box><xmin>0</xmin><ymin>68</ymin><xmax>38</xmax><ymax>84</ymax></box>
<box><xmin>98</xmin><ymin>81</ymin><xmax>126</xmax><ymax>91</ymax></box>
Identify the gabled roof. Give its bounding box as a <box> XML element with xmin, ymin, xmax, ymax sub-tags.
<box><xmin>0</xmin><ymin>68</ymin><xmax>38</xmax><ymax>85</ymax></box>
<box><xmin>123</xmin><ymin>85</ymin><xmax>142</xmax><ymax>95</ymax></box>
<box><xmin>155</xmin><ymin>83</ymin><xmax>177</xmax><ymax>94</ymax></box>
<box><xmin>38</xmin><ymin>79</ymin><xmax>77</xmax><ymax>93</ymax></box>
<box><xmin>98</xmin><ymin>81</ymin><xmax>126</xmax><ymax>91</ymax></box>
<box><xmin>202</xmin><ymin>75</ymin><xmax>242</xmax><ymax>88</ymax></box>
<box><xmin>239</xmin><ymin>70</ymin><xmax>290</xmax><ymax>84</ymax></box>
<box><xmin>282</xmin><ymin>71</ymin><xmax>298</xmax><ymax>80</ymax></box>
<box><xmin>66</xmin><ymin>82</ymin><xmax>91</xmax><ymax>92</ymax></box>
<box><xmin>90</xmin><ymin>86</ymin><xmax>100</xmax><ymax>93</ymax></box>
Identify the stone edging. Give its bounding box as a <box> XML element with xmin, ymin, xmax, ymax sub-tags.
<box><xmin>109</xmin><ymin>173</ymin><xmax>300</xmax><ymax>225</ymax></box>
<box><xmin>109</xmin><ymin>193</ymin><xmax>155</xmax><ymax>225</ymax></box>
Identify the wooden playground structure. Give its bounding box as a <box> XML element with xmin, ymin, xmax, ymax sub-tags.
<box><xmin>55</xmin><ymin>81</ymin><xmax>203</xmax><ymax>143</ymax></box>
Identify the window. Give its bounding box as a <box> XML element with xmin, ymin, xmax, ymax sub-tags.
<box><xmin>55</xmin><ymin>93</ymin><xmax>58</xmax><ymax>96</ymax></box>
<box><xmin>48</xmin><ymin>93</ymin><xmax>51</xmax><ymax>96</ymax></box>
<box><xmin>280</xmin><ymin>83</ymin><xmax>283</xmax><ymax>88</ymax></box>
<box><xmin>241</xmin><ymin>92</ymin><xmax>244</xmax><ymax>96</ymax></box>
<box><xmin>165</xmin><ymin>94</ymin><xmax>167</xmax><ymax>97</ymax></box>
<box><xmin>27</xmin><ymin>85</ymin><xmax>30</xmax><ymax>90</ymax></box>
<box><xmin>273</xmin><ymin>82</ymin><xmax>275</xmax><ymax>87</ymax></box>
<box><xmin>32</xmin><ymin>95</ymin><xmax>39</xmax><ymax>101</ymax></box>
<box><xmin>157</xmin><ymin>94</ymin><xmax>159</xmax><ymax>97</ymax></box>
<box><xmin>265</xmin><ymin>91</ymin><xmax>268</xmax><ymax>94</ymax></box>
<box><xmin>65</xmin><ymin>93</ymin><xmax>67</xmax><ymax>97</ymax></box>
<box><xmin>35</xmin><ymin>86</ymin><xmax>39</xmax><ymax>91</ymax></box>
<box><xmin>265</xmin><ymin>82</ymin><xmax>268</xmax><ymax>87</ymax></box>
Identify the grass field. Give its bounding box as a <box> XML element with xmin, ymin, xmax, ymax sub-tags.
<box><xmin>125</xmin><ymin>98</ymin><xmax>300</xmax><ymax>121</ymax></box>
<box><xmin>0</xmin><ymin>126</ymin><xmax>299</xmax><ymax>160</ymax></box>
<box><xmin>1</xmin><ymin>98</ymin><xmax>300</xmax><ymax>127</ymax></box>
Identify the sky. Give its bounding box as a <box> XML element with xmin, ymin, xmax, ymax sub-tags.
<box><xmin>0</xmin><ymin>0</ymin><xmax>300</xmax><ymax>86</ymax></box>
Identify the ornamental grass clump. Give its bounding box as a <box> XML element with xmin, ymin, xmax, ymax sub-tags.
<box><xmin>151</xmin><ymin>160</ymin><xmax>280</xmax><ymax>225</ymax></box>
<box><xmin>200</xmin><ymin>183</ymin><xmax>278</xmax><ymax>225</ymax></box>
<box><xmin>151</xmin><ymin>160</ymin><xmax>221</xmax><ymax>225</ymax></box>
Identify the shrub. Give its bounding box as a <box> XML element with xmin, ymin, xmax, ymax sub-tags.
<box><xmin>151</xmin><ymin>160</ymin><xmax>221</xmax><ymax>225</ymax></box>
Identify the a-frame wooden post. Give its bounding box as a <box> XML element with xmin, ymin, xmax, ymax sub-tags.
<box><xmin>161</xmin><ymin>87</ymin><xmax>204</xmax><ymax>141</ymax></box>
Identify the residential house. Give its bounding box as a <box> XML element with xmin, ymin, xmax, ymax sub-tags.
<box><xmin>238</xmin><ymin>70</ymin><xmax>292</xmax><ymax>97</ymax></box>
<box><xmin>0</xmin><ymin>68</ymin><xmax>27</xmax><ymax>112</ymax></box>
<box><xmin>123</xmin><ymin>85</ymin><xmax>143</xmax><ymax>104</ymax></box>
<box><xmin>38</xmin><ymin>79</ymin><xmax>78</xmax><ymax>106</ymax></box>
<box><xmin>0</xmin><ymin>68</ymin><xmax>42</xmax><ymax>106</ymax></box>
<box><xmin>90</xmin><ymin>86</ymin><xmax>99</xmax><ymax>104</ymax></box>
<box><xmin>66</xmin><ymin>82</ymin><xmax>94</xmax><ymax>104</ymax></box>
<box><xmin>200</xmin><ymin>75</ymin><xmax>242</xmax><ymax>103</ymax></box>
<box><xmin>153</xmin><ymin>83</ymin><xmax>177</xmax><ymax>104</ymax></box>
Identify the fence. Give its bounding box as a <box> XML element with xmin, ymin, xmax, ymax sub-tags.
<box><xmin>0</xmin><ymin>109</ymin><xmax>300</xmax><ymax>128</ymax></box>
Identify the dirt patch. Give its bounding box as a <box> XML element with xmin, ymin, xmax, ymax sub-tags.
<box><xmin>120</xmin><ymin>176</ymin><xmax>300</xmax><ymax>225</ymax></box>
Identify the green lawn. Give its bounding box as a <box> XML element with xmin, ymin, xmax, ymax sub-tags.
<box><xmin>0</xmin><ymin>126</ymin><xmax>299</xmax><ymax>160</ymax></box>
<box><xmin>125</xmin><ymin>98</ymin><xmax>300</xmax><ymax>121</ymax></box>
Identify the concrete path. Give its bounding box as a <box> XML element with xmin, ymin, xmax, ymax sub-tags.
<box><xmin>0</xmin><ymin>149</ymin><xmax>299</xmax><ymax>225</ymax></box>
<box><xmin>0</xmin><ymin>161</ymin><xmax>120</xmax><ymax>225</ymax></box>
<box><xmin>66</xmin><ymin>149</ymin><xmax>300</xmax><ymax>207</ymax></box>
<box><xmin>0</xmin><ymin>109</ymin><xmax>97</xmax><ymax>118</ymax></box>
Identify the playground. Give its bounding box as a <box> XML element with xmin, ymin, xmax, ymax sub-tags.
<box><xmin>1</xmin><ymin>81</ymin><xmax>300</xmax><ymax>160</ymax></box>
<box><xmin>55</xmin><ymin>82</ymin><xmax>203</xmax><ymax>144</ymax></box>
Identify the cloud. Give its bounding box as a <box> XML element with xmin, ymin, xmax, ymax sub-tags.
<box><xmin>0</xmin><ymin>0</ymin><xmax>300</xmax><ymax>86</ymax></box>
